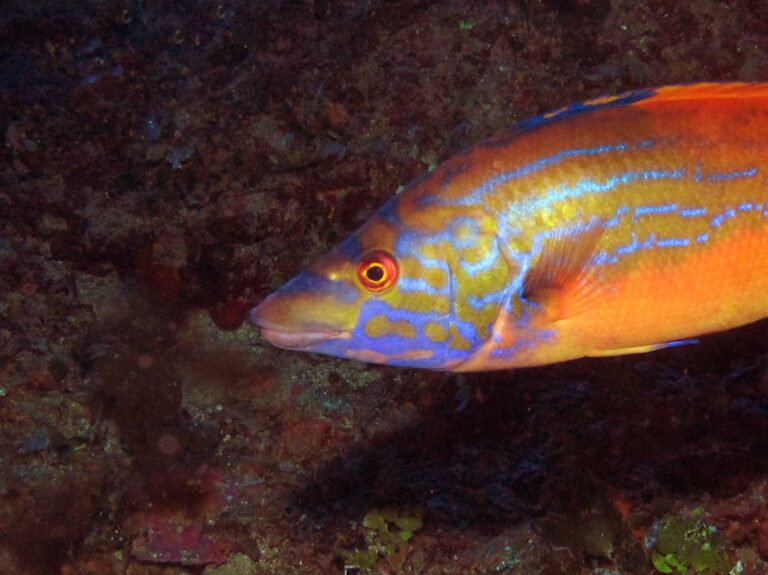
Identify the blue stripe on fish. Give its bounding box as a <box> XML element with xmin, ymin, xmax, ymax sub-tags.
<box><xmin>508</xmin><ymin>168</ymin><xmax>686</xmax><ymax>217</ymax></box>
<box><xmin>656</xmin><ymin>237</ymin><xmax>691</xmax><ymax>248</ymax></box>
<box><xmin>679</xmin><ymin>207</ymin><xmax>707</xmax><ymax>217</ymax></box>
<box><xmin>707</xmin><ymin>168</ymin><xmax>758</xmax><ymax>182</ymax></box>
<box><xmin>430</xmin><ymin>143</ymin><xmax>633</xmax><ymax>207</ymax></box>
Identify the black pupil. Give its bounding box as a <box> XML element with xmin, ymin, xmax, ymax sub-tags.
<box><xmin>366</xmin><ymin>264</ymin><xmax>385</xmax><ymax>282</ymax></box>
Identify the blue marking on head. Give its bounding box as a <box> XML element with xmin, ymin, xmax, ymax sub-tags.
<box><xmin>312</xmin><ymin>298</ymin><xmax>484</xmax><ymax>368</ymax></box>
<box><xmin>396</xmin><ymin>216</ymin><xmax>478</xmax><ymax>253</ymax></box>
<box><xmin>679</xmin><ymin>207</ymin><xmax>707</xmax><ymax>217</ymax></box>
<box><xmin>395</xmin><ymin>231</ymin><xmax>445</xmax><ymax>266</ymax></box>
<box><xmin>467</xmin><ymin>287</ymin><xmax>508</xmax><ymax>310</ymax></box>
<box><xmin>411</xmin><ymin>252</ymin><xmax>446</xmax><ymax>269</ymax></box>
<box><xmin>460</xmin><ymin>243</ymin><xmax>501</xmax><ymax>275</ymax></box>
<box><xmin>446</xmin><ymin>217</ymin><xmax>480</xmax><ymax>249</ymax></box>
<box><xmin>707</xmin><ymin>167</ymin><xmax>758</xmax><ymax>183</ymax></box>
<box><xmin>335</xmin><ymin>235</ymin><xmax>364</xmax><ymax>261</ymax></box>
<box><xmin>398</xmin><ymin>276</ymin><xmax>449</xmax><ymax>296</ymax></box>
<box><xmin>452</xmin><ymin>318</ymin><xmax>484</xmax><ymax>349</ymax></box>
<box><xmin>396</xmin><ymin>217</ymin><xmax>486</xmax><ymax>274</ymax></box>
<box><xmin>362</xmin><ymin>301</ymin><xmax>446</xmax><ymax>339</ymax></box>
<box><xmin>656</xmin><ymin>237</ymin><xmax>690</xmax><ymax>248</ymax></box>
<box><xmin>697</xmin><ymin>233</ymin><xmax>709</xmax><ymax>244</ymax></box>
<box><xmin>376</xmin><ymin>195</ymin><xmax>401</xmax><ymax>226</ymax></box>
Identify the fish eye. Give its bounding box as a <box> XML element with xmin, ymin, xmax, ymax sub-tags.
<box><xmin>356</xmin><ymin>250</ymin><xmax>398</xmax><ymax>292</ymax></box>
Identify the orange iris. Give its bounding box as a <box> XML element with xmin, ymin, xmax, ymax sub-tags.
<box><xmin>356</xmin><ymin>250</ymin><xmax>398</xmax><ymax>292</ymax></box>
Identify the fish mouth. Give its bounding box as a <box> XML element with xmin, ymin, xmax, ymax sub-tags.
<box><xmin>258</xmin><ymin>326</ymin><xmax>346</xmax><ymax>350</ymax></box>
<box><xmin>249</xmin><ymin>307</ymin><xmax>346</xmax><ymax>351</ymax></box>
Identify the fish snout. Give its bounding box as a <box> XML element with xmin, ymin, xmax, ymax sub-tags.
<box><xmin>248</xmin><ymin>286</ymin><xmax>350</xmax><ymax>351</ymax></box>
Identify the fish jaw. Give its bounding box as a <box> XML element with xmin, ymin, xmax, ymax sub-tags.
<box><xmin>248</xmin><ymin>266</ymin><xmax>361</xmax><ymax>353</ymax></box>
<box><xmin>249</xmin><ymin>302</ymin><xmax>348</xmax><ymax>351</ymax></box>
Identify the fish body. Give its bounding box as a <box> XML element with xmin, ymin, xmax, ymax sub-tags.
<box><xmin>251</xmin><ymin>83</ymin><xmax>768</xmax><ymax>371</ymax></box>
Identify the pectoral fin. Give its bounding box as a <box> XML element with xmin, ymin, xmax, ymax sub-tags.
<box><xmin>521</xmin><ymin>223</ymin><xmax>606</xmax><ymax>321</ymax></box>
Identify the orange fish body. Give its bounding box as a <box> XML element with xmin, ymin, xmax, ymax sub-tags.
<box><xmin>251</xmin><ymin>83</ymin><xmax>768</xmax><ymax>371</ymax></box>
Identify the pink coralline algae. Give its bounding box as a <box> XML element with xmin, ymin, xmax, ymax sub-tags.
<box><xmin>130</xmin><ymin>512</ymin><xmax>231</xmax><ymax>566</ymax></box>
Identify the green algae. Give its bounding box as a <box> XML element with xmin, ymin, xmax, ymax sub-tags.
<box><xmin>650</xmin><ymin>508</ymin><xmax>732</xmax><ymax>575</ymax></box>
<box><xmin>202</xmin><ymin>553</ymin><xmax>256</xmax><ymax>575</ymax></box>
<box><xmin>339</xmin><ymin>506</ymin><xmax>425</xmax><ymax>573</ymax></box>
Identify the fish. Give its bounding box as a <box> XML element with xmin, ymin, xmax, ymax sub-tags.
<box><xmin>250</xmin><ymin>82</ymin><xmax>768</xmax><ymax>371</ymax></box>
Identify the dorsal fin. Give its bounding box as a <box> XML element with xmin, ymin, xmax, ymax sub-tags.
<box><xmin>492</xmin><ymin>89</ymin><xmax>654</xmax><ymax>142</ymax></box>
<box><xmin>485</xmin><ymin>83</ymin><xmax>768</xmax><ymax>149</ymax></box>
<box><xmin>631</xmin><ymin>82</ymin><xmax>768</xmax><ymax>107</ymax></box>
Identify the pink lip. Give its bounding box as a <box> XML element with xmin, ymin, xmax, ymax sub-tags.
<box><xmin>258</xmin><ymin>326</ymin><xmax>344</xmax><ymax>350</ymax></box>
<box><xmin>249</xmin><ymin>306</ymin><xmax>344</xmax><ymax>350</ymax></box>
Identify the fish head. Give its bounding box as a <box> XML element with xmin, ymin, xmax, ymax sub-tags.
<box><xmin>249</xmin><ymin>203</ymin><xmax>470</xmax><ymax>368</ymax></box>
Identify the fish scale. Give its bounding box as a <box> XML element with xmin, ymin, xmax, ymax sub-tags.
<box><xmin>251</xmin><ymin>82</ymin><xmax>768</xmax><ymax>371</ymax></box>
